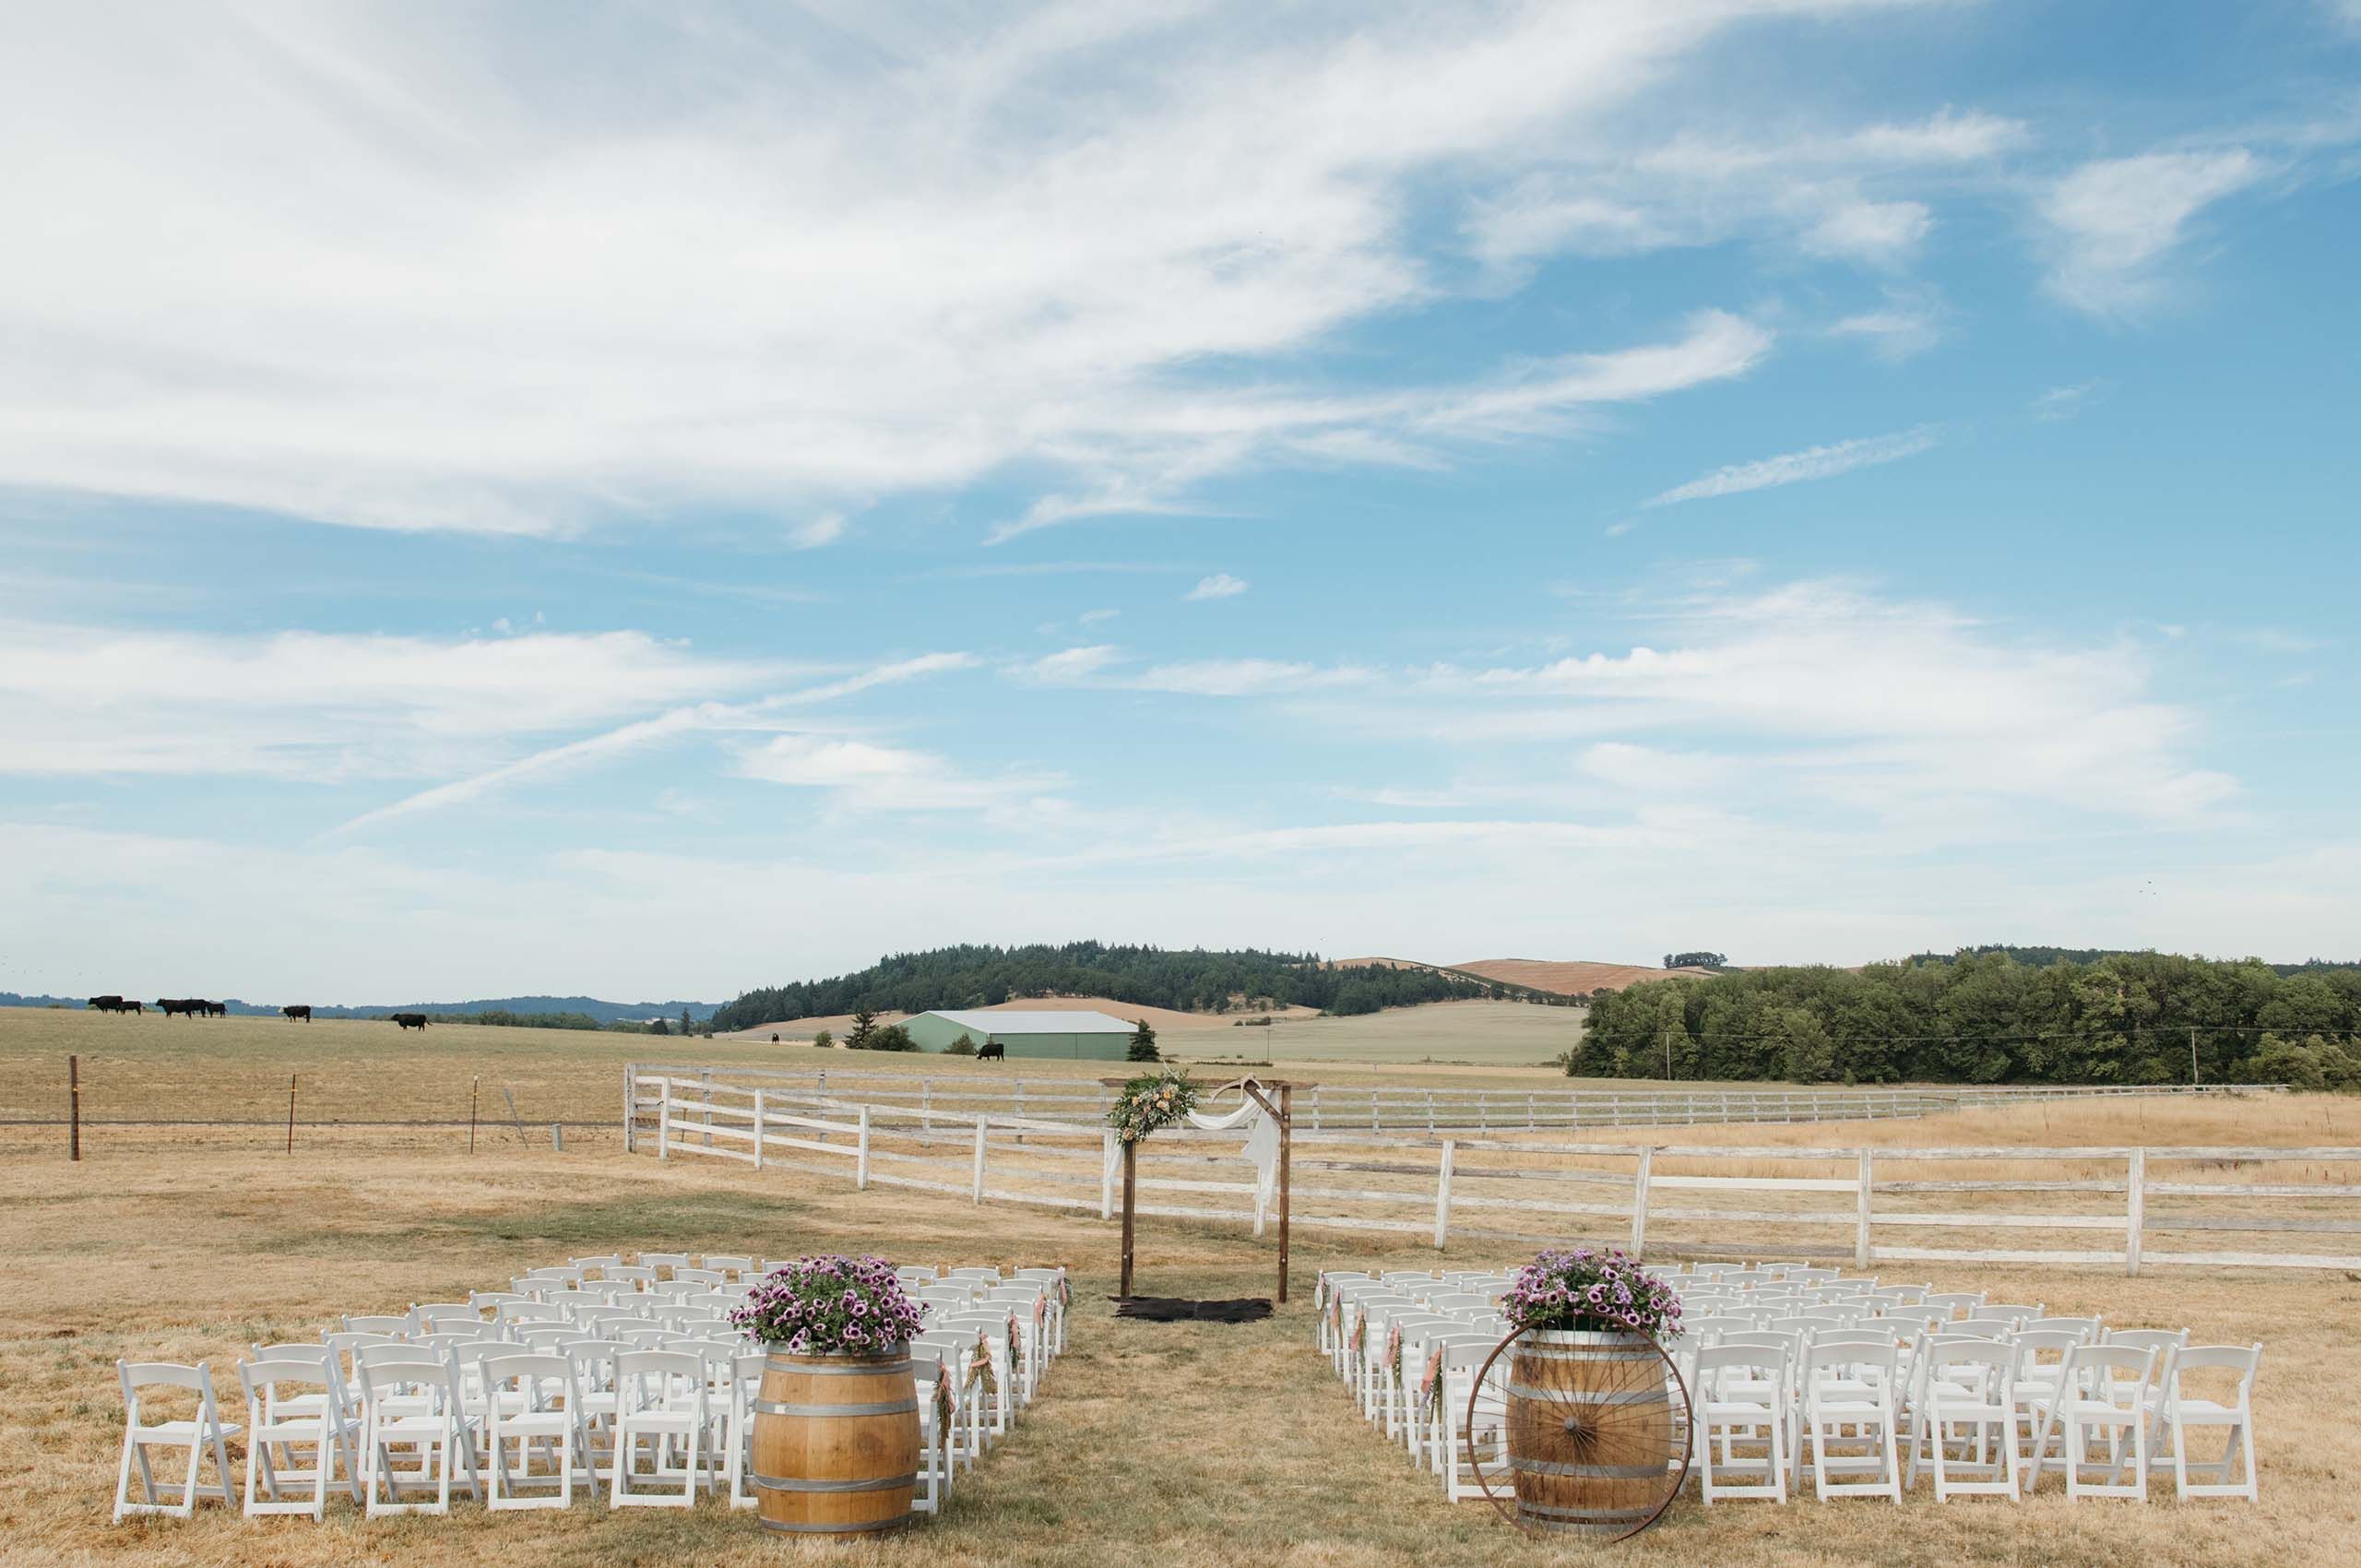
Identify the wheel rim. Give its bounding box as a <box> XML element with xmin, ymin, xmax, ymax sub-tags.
<box><xmin>1466</xmin><ymin>1325</ymin><xmax>1692</xmax><ymax>1542</ymax></box>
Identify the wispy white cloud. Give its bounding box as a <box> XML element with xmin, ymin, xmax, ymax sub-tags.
<box><xmin>1829</xmin><ymin>288</ymin><xmax>1949</xmax><ymax>360</ymax></box>
<box><xmin>0</xmin><ymin>1</ymin><xmax>1886</xmax><ymax>545</ymax></box>
<box><xmin>1642</xmin><ymin>426</ymin><xmax>1941</xmax><ymax>509</ymax></box>
<box><xmin>0</xmin><ymin>620</ymin><xmax>790</xmax><ymax>781</ymax></box>
<box><xmin>2040</xmin><ymin>148</ymin><xmax>2263</xmax><ymax>315</ymax></box>
<box><xmin>733</xmin><ymin>733</ymin><xmax>1064</xmax><ymax>814</ymax></box>
<box><xmin>1185</xmin><ymin>574</ymin><xmax>1250</xmax><ymax>601</ymax></box>
<box><xmin>326</xmin><ymin>652</ymin><xmax>979</xmax><ymax>834</ymax></box>
<box><xmin>2029</xmin><ymin>380</ymin><xmax>2106</xmax><ymax>421</ymax></box>
<box><xmin>788</xmin><ymin>513</ymin><xmax>847</xmax><ymax>550</ymax></box>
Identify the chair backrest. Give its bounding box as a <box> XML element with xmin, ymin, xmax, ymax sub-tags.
<box><xmin>640</xmin><ymin>1253</ymin><xmax>691</xmax><ymax>1274</ymax></box>
<box><xmin>2063</xmin><ymin>1343</ymin><xmax>2155</xmax><ymax>1404</ymax></box>
<box><xmin>2023</xmin><ymin>1316</ymin><xmax>2102</xmax><ymax>1343</ymax></box>
<box><xmin>616</xmin><ymin>1349</ymin><xmax>705</xmax><ymax>1409</ymax></box>
<box><xmin>480</xmin><ymin>1350</ymin><xmax>576</xmax><ymax>1399</ymax></box>
<box><xmin>1919</xmin><ymin>1291</ymin><xmax>1985</xmax><ymax>1318</ymax></box>
<box><xmin>605</xmin><ymin>1265</ymin><xmax>659</xmax><ymax>1288</ymax></box>
<box><xmin>252</xmin><ymin>1341</ymin><xmax>334</xmax><ymax>1368</ymax></box>
<box><xmin>1697</xmin><ymin>1341</ymin><xmax>1789</xmax><ymax>1389</ymax></box>
<box><xmin>2106</xmin><ymin>1326</ymin><xmax>2189</xmax><ymax>1355</ymax></box>
<box><xmin>341</xmin><ymin>1314</ymin><xmax>410</xmax><ymax>1337</ymax></box>
<box><xmin>497</xmin><ymin>1301</ymin><xmax>565</xmax><ymax>1324</ymax></box>
<box><xmin>704</xmin><ymin>1255</ymin><xmax>755</xmax><ymax>1278</ymax></box>
<box><xmin>565</xmin><ymin>1340</ymin><xmax>626</xmax><ymax>1389</ymax></box>
<box><xmin>1804</xmin><ymin>1334</ymin><xmax>1897</xmax><ymax>1381</ymax></box>
<box><xmin>570</xmin><ymin>1255</ymin><xmax>623</xmax><ymax>1270</ymax></box>
<box><xmin>2167</xmin><ymin>1344</ymin><xmax>2262</xmax><ymax>1406</ymax></box>
<box><xmin>119</xmin><ymin>1360</ymin><xmax>222</xmax><ymax>1430</ymax></box>
<box><xmin>674</xmin><ymin>1267</ymin><xmax>727</xmax><ymax>1286</ymax></box>
<box><xmin>241</xmin><ymin>1357</ymin><xmax>336</xmax><ymax>1405</ymax></box>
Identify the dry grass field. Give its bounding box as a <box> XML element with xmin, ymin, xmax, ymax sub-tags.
<box><xmin>4</xmin><ymin>1015</ymin><xmax>2359</xmax><ymax>1568</ymax></box>
<box><xmin>0</xmin><ymin>1006</ymin><xmax>1596</xmax><ymax>1137</ymax></box>
<box><xmin>4</xmin><ymin>1126</ymin><xmax>2357</xmax><ymax>1568</ymax></box>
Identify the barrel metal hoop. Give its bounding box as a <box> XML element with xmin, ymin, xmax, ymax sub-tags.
<box><xmin>753</xmin><ymin>1471</ymin><xmax>918</xmax><ymax>1494</ymax></box>
<box><xmin>1517</xmin><ymin>1501</ymin><xmax>1661</xmax><ymax>1521</ymax></box>
<box><xmin>753</xmin><ymin>1397</ymin><xmax>919</xmax><ymax>1417</ymax></box>
<box><xmin>1505</xmin><ymin>1384</ymin><xmax>1667</xmax><ymax>1406</ymax></box>
<box><xmin>758</xmin><ymin>1513</ymin><xmax>912</xmax><ymax>1535</ymax></box>
<box><xmin>764</xmin><ymin>1357</ymin><xmax>914</xmax><ymax>1377</ymax></box>
<box><xmin>1508</xmin><ymin>1458</ymin><xmax>1669</xmax><ymax>1479</ymax></box>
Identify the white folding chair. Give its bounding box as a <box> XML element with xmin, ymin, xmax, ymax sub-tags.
<box><xmin>1916</xmin><ymin>1341</ymin><xmax>2018</xmax><ymax>1501</ymax></box>
<box><xmin>2156</xmin><ymin>1344</ymin><xmax>2261</xmax><ymax>1501</ymax></box>
<box><xmin>113</xmin><ymin>1362</ymin><xmax>240</xmax><ymax>1521</ymax></box>
<box><xmin>481</xmin><ymin>1352</ymin><xmax>590</xmax><ymax>1509</ymax></box>
<box><xmin>1797</xmin><ymin>1335</ymin><xmax>1903</xmax><ymax>1502</ymax></box>
<box><xmin>610</xmin><ymin>1349</ymin><xmax>706</xmax><ymax>1507</ymax></box>
<box><xmin>239</xmin><ymin>1358</ymin><xmax>362</xmax><ymax>1517</ymax></box>
<box><xmin>2046</xmin><ymin>1343</ymin><xmax>2155</xmax><ymax>1502</ymax></box>
<box><xmin>724</xmin><ymin>1349</ymin><xmax>768</xmax><ymax>1510</ymax></box>
<box><xmin>1693</xmin><ymin>1343</ymin><xmax>1789</xmax><ymax>1503</ymax></box>
<box><xmin>357</xmin><ymin>1349</ymin><xmax>480</xmax><ymax>1515</ymax></box>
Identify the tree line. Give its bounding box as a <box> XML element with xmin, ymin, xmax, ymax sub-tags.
<box><xmin>706</xmin><ymin>942</ymin><xmax>1505</xmax><ymax>1033</ymax></box>
<box><xmin>1575</xmin><ymin>948</ymin><xmax>2361</xmax><ymax>1089</ymax></box>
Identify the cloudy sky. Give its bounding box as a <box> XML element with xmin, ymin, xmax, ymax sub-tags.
<box><xmin>4</xmin><ymin>1</ymin><xmax>2357</xmax><ymax>1003</ymax></box>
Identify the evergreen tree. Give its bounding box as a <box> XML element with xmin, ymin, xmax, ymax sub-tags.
<box><xmin>847</xmin><ymin>1009</ymin><xmax>877</xmax><ymax>1050</ymax></box>
<box><xmin>1128</xmin><ymin>1018</ymin><xmax>1160</xmax><ymax>1062</ymax></box>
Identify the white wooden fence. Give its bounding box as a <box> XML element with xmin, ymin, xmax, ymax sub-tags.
<box><xmin>623</xmin><ymin>1063</ymin><xmax>2270</xmax><ymax>1139</ymax></box>
<box><xmin>626</xmin><ymin>1067</ymin><xmax>2354</xmax><ymax>1277</ymax></box>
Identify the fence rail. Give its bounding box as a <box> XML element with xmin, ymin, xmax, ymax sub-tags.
<box><xmin>624</xmin><ymin>1063</ymin><xmax>2274</xmax><ymax>1138</ymax></box>
<box><xmin>625</xmin><ymin>1065</ymin><xmax>2348</xmax><ymax>1277</ymax></box>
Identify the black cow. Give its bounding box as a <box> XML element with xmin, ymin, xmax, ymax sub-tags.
<box><xmin>197</xmin><ymin>1000</ymin><xmax>226</xmax><ymax>1017</ymax></box>
<box><xmin>390</xmin><ymin>1012</ymin><xmax>429</xmax><ymax>1030</ymax></box>
<box><xmin>282</xmin><ymin>1004</ymin><xmax>312</xmax><ymax>1022</ymax></box>
<box><xmin>120</xmin><ymin>999</ymin><xmax>143</xmax><ymax>1015</ymax></box>
<box><xmin>87</xmin><ymin>994</ymin><xmax>125</xmax><ymax>1012</ymax></box>
<box><xmin>156</xmin><ymin>997</ymin><xmax>199</xmax><ymax>1018</ymax></box>
<box><xmin>977</xmin><ymin>1039</ymin><xmax>1006</xmax><ymax>1062</ymax></box>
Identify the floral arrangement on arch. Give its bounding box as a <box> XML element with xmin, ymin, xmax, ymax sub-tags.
<box><xmin>1501</xmin><ymin>1246</ymin><xmax>1683</xmax><ymax>1338</ymax></box>
<box><xmin>730</xmin><ymin>1254</ymin><xmax>928</xmax><ymax>1355</ymax></box>
<box><xmin>1106</xmin><ymin>1065</ymin><xmax>1199</xmax><ymax>1143</ymax></box>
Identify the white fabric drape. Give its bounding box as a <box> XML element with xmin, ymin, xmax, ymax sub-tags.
<box><xmin>1100</xmin><ymin>1087</ymin><xmax>1283</xmax><ymax>1234</ymax></box>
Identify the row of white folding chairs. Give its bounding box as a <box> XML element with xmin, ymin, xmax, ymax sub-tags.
<box><xmin>1688</xmin><ymin>1319</ymin><xmax>2261</xmax><ymax>1504</ymax></box>
<box><xmin>115</xmin><ymin>1253</ymin><xmax>1058</xmax><ymax>1523</ymax></box>
<box><xmin>1315</xmin><ymin>1271</ymin><xmax>1516</xmax><ymax>1503</ymax></box>
<box><xmin>127</xmin><ymin>1319</ymin><xmax>1013</xmax><ymax>1521</ymax></box>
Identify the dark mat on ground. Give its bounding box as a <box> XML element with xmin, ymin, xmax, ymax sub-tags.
<box><xmin>1110</xmin><ymin>1296</ymin><xmax>1275</xmax><ymax>1323</ymax></box>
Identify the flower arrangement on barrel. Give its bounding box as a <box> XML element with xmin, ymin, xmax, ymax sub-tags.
<box><xmin>730</xmin><ymin>1254</ymin><xmax>929</xmax><ymax>1353</ymax></box>
<box><xmin>1502</xmin><ymin>1246</ymin><xmax>1683</xmax><ymax>1338</ymax></box>
<box><xmin>1106</xmin><ymin>1064</ymin><xmax>1199</xmax><ymax>1143</ymax></box>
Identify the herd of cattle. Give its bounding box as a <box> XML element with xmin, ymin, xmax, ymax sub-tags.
<box><xmin>82</xmin><ymin>995</ymin><xmax>430</xmax><ymax>1028</ymax></box>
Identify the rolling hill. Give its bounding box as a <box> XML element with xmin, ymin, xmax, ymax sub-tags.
<box><xmin>1337</xmin><ymin>956</ymin><xmax>1711</xmax><ymax>996</ymax></box>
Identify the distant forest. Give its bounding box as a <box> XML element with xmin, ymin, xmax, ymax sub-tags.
<box><xmin>1907</xmin><ymin>944</ymin><xmax>2361</xmax><ymax>977</ymax></box>
<box><xmin>1579</xmin><ymin>948</ymin><xmax>2361</xmax><ymax>1089</ymax></box>
<box><xmin>707</xmin><ymin>942</ymin><xmax>1501</xmax><ymax>1032</ymax></box>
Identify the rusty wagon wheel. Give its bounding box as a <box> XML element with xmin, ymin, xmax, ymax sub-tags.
<box><xmin>1465</xmin><ymin>1324</ymin><xmax>1692</xmax><ymax>1543</ymax></box>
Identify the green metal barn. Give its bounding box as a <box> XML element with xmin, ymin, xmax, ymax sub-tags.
<box><xmin>901</xmin><ymin>1008</ymin><xmax>1138</xmax><ymax>1060</ymax></box>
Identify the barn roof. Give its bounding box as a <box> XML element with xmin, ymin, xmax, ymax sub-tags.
<box><xmin>922</xmin><ymin>1008</ymin><xmax>1137</xmax><ymax>1035</ymax></box>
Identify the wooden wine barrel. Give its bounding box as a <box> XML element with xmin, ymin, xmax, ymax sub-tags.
<box><xmin>1503</xmin><ymin>1330</ymin><xmax>1673</xmax><ymax>1537</ymax></box>
<box><xmin>750</xmin><ymin>1346</ymin><xmax>920</xmax><ymax>1538</ymax></box>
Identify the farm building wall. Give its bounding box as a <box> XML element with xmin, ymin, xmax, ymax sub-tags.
<box><xmin>901</xmin><ymin>1012</ymin><xmax>1132</xmax><ymax>1059</ymax></box>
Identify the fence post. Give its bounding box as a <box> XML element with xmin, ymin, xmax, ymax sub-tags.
<box><xmin>857</xmin><ymin>1105</ymin><xmax>872</xmax><ymax>1192</ymax></box>
<box><xmin>1855</xmin><ymin>1148</ymin><xmax>1874</xmax><ymax>1269</ymax></box>
<box><xmin>753</xmin><ymin>1088</ymin><xmax>765</xmax><ymax>1171</ymax></box>
<box><xmin>1630</xmin><ymin>1146</ymin><xmax>1653</xmax><ymax>1255</ymax></box>
<box><xmin>700</xmin><ymin>1068</ymin><xmax>714</xmax><ymax>1148</ymax></box>
<box><xmin>921</xmin><ymin>1081</ymin><xmax>932</xmax><ymax>1141</ymax></box>
<box><xmin>1426</xmin><ymin>1089</ymin><xmax>1435</xmax><ymax>1134</ymax></box>
<box><xmin>658</xmin><ymin>1079</ymin><xmax>671</xmax><ymax>1161</ymax></box>
<box><xmin>552</xmin><ymin>1123</ymin><xmax>563</xmax><ymax>1152</ymax></box>
<box><xmin>971</xmin><ymin>1118</ymin><xmax>988</xmax><ymax>1203</ymax></box>
<box><xmin>1433</xmin><ymin>1140</ymin><xmax>1455</xmax><ymax>1249</ymax></box>
<box><xmin>2125</xmin><ymin>1147</ymin><xmax>2145</xmax><ymax>1277</ymax></box>
<box><xmin>1310</xmin><ymin>1086</ymin><xmax>1322</xmax><ymax>1132</ymax></box>
<box><xmin>68</xmin><ymin>1054</ymin><xmax>80</xmax><ymax>1163</ymax></box>
<box><xmin>1100</xmin><ymin>1130</ymin><xmax>1117</xmax><ymax>1219</ymax></box>
<box><xmin>623</xmin><ymin>1064</ymin><xmax>635</xmax><ymax>1154</ymax></box>
<box><xmin>1526</xmin><ymin>1093</ymin><xmax>1536</xmax><ymax>1131</ymax></box>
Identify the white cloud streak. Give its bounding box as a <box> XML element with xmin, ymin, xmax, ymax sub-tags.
<box><xmin>2040</xmin><ymin>148</ymin><xmax>2263</xmax><ymax>314</ymax></box>
<box><xmin>1185</xmin><ymin>574</ymin><xmax>1249</xmax><ymax>601</ymax></box>
<box><xmin>1643</xmin><ymin>426</ymin><xmax>1940</xmax><ymax>508</ymax></box>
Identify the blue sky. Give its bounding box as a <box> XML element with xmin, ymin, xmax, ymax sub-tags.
<box><xmin>3</xmin><ymin>1</ymin><xmax>2356</xmax><ymax>1002</ymax></box>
